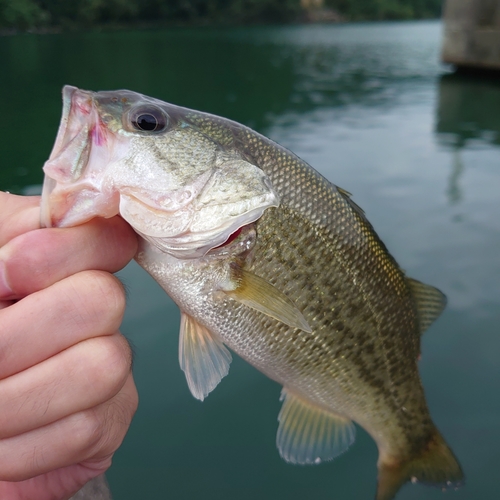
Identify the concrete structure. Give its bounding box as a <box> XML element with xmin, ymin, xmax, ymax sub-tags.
<box><xmin>442</xmin><ymin>0</ymin><xmax>500</xmax><ymax>69</ymax></box>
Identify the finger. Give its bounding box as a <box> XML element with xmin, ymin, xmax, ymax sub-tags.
<box><xmin>0</xmin><ymin>193</ymin><xmax>40</xmax><ymax>247</ymax></box>
<box><xmin>0</xmin><ymin>271</ymin><xmax>126</xmax><ymax>379</ymax></box>
<box><xmin>0</xmin><ymin>332</ymin><xmax>132</xmax><ymax>440</ymax></box>
<box><xmin>0</xmin><ymin>300</ymin><xmax>14</xmax><ymax>311</ymax></box>
<box><xmin>0</xmin><ymin>215</ymin><xmax>137</xmax><ymax>300</ymax></box>
<box><xmin>0</xmin><ymin>466</ymin><xmax>107</xmax><ymax>500</ymax></box>
<box><xmin>0</xmin><ymin>373</ymin><xmax>138</xmax><ymax>482</ymax></box>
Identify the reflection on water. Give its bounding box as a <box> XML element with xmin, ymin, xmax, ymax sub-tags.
<box><xmin>0</xmin><ymin>21</ymin><xmax>442</xmax><ymax>194</ymax></box>
<box><xmin>447</xmin><ymin>150</ymin><xmax>464</xmax><ymax>205</ymax></box>
<box><xmin>435</xmin><ymin>72</ymin><xmax>500</xmax><ymax>208</ymax></box>
<box><xmin>1</xmin><ymin>20</ymin><xmax>500</xmax><ymax>500</ymax></box>
<box><xmin>436</xmin><ymin>72</ymin><xmax>500</xmax><ymax>148</ymax></box>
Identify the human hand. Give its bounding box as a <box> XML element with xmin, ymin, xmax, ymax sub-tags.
<box><xmin>0</xmin><ymin>191</ymin><xmax>139</xmax><ymax>500</ymax></box>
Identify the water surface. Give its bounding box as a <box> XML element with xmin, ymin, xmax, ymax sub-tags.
<box><xmin>1</xmin><ymin>20</ymin><xmax>499</xmax><ymax>500</ymax></box>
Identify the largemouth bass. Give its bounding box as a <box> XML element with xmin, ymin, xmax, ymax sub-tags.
<box><xmin>41</xmin><ymin>85</ymin><xmax>463</xmax><ymax>500</ymax></box>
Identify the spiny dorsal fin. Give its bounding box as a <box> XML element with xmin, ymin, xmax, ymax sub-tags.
<box><xmin>276</xmin><ymin>389</ymin><xmax>356</xmax><ymax>465</ymax></box>
<box><xmin>337</xmin><ymin>185</ymin><xmax>367</xmax><ymax>220</ymax></box>
<box><xmin>223</xmin><ymin>266</ymin><xmax>312</xmax><ymax>333</ymax></box>
<box><xmin>179</xmin><ymin>313</ymin><xmax>232</xmax><ymax>401</ymax></box>
<box><xmin>407</xmin><ymin>278</ymin><xmax>447</xmax><ymax>334</ymax></box>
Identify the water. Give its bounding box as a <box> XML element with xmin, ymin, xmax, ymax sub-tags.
<box><xmin>1</xmin><ymin>20</ymin><xmax>500</xmax><ymax>499</ymax></box>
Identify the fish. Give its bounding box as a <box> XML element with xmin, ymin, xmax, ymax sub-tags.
<box><xmin>41</xmin><ymin>85</ymin><xmax>464</xmax><ymax>500</ymax></box>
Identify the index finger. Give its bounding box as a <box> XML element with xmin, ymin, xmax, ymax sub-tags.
<box><xmin>0</xmin><ymin>216</ymin><xmax>138</xmax><ymax>300</ymax></box>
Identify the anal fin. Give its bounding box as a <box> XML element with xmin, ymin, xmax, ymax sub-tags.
<box><xmin>277</xmin><ymin>389</ymin><xmax>356</xmax><ymax>465</ymax></box>
<box><xmin>179</xmin><ymin>313</ymin><xmax>232</xmax><ymax>401</ymax></box>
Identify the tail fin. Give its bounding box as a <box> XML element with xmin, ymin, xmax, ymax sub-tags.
<box><xmin>376</xmin><ymin>430</ymin><xmax>464</xmax><ymax>500</ymax></box>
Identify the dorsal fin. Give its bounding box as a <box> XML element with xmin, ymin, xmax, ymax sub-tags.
<box><xmin>407</xmin><ymin>278</ymin><xmax>447</xmax><ymax>334</ymax></box>
<box><xmin>336</xmin><ymin>185</ymin><xmax>367</xmax><ymax>220</ymax></box>
<box><xmin>179</xmin><ymin>313</ymin><xmax>232</xmax><ymax>401</ymax></box>
<box><xmin>276</xmin><ymin>389</ymin><xmax>356</xmax><ymax>465</ymax></box>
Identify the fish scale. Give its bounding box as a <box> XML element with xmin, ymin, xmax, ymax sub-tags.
<box><xmin>42</xmin><ymin>86</ymin><xmax>463</xmax><ymax>500</ymax></box>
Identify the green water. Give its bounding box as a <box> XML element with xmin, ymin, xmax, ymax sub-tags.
<box><xmin>1</xmin><ymin>20</ymin><xmax>500</xmax><ymax>500</ymax></box>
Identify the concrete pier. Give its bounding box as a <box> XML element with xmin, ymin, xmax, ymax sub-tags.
<box><xmin>442</xmin><ymin>0</ymin><xmax>500</xmax><ymax>70</ymax></box>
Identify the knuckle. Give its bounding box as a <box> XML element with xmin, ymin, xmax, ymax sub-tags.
<box><xmin>71</xmin><ymin>271</ymin><xmax>127</xmax><ymax>332</ymax></box>
<box><xmin>87</xmin><ymin>270</ymin><xmax>126</xmax><ymax>317</ymax></box>
<box><xmin>113</xmin><ymin>376</ymin><xmax>139</xmax><ymax>425</ymax></box>
<box><xmin>95</xmin><ymin>385</ymin><xmax>138</xmax><ymax>457</ymax></box>
<box><xmin>70</xmin><ymin>386</ymin><xmax>136</xmax><ymax>460</ymax></box>
<box><xmin>85</xmin><ymin>335</ymin><xmax>132</xmax><ymax>398</ymax></box>
<box><xmin>70</xmin><ymin>409</ymin><xmax>104</xmax><ymax>453</ymax></box>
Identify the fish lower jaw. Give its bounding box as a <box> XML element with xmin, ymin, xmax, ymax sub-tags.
<box><xmin>140</xmin><ymin>232</ymin><xmax>231</xmax><ymax>260</ymax></box>
<box><xmin>44</xmin><ymin>186</ymin><xmax>120</xmax><ymax>228</ymax></box>
<box><xmin>134</xmin><ymin>215</ymin><xmax>259</xmax><ymax>260</ymax></box>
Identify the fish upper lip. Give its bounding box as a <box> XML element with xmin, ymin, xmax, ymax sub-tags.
<box><xmin>42</xmin><ymin>86</ymin><xmax>105</xmax><ymax>227</ymax></box>
<box><xmin>48</xmin><ymin>86</ymin><xmax>95</xmax><ymax>162</ymax></box>
<box><xmin>41</xmin><ymin>85</ymin><xmax>80</xmax><ymax>228</ymax></box>
<box><xmin>48</xmin><ymin>86</ymin><xmax>76</xmax><ymax>161</ymax></box>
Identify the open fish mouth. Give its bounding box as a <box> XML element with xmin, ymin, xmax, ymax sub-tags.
<box><xmin>44</xmin><ymin>86</ymin><xmax>95</xmax><ymax>181</ymax></box>
<box><xmin>41</xmin><ymin>85</ymin><xmax>79</xmax><ymax>228</ymax></box>
<box><xmin>41</xmin><ymin>86</ymin><xmax>120</xmax><ymax>228</ymax></box>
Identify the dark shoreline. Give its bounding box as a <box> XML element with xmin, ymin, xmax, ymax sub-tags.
<box><xmin>0</xmin><ymin>15</ymin><xmax>440</xmax><ymax>37</ymax></box>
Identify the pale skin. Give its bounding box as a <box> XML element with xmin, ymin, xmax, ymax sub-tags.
<box><xmin>0</xmin><ymin>191</ymin><xmax>139</xmax><ymax>500</ymax></box>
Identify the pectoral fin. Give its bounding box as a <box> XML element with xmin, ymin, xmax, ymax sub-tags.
<box><xmin>223</xmin><ymin>266</ymin><xmax>312</xmax><ymax>333</ymax></box>
<box><xmin>179</xmin><ymin>313</ymin><xmax>232</xmax><ymax>401</ymax></box>
<box><xmin>407</xmin><ymin>278</ymin><xmax>447</xmax><ymax>334</ymax></box>
<box><xmin>277</xmin><ymin>389</ymin><xmax>356</xmax><ymax>465</ymax></box>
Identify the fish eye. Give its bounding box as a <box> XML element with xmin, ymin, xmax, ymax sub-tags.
<box><xmin>130</xmin><ymin>107</ymin><xmax>168</xmax><ymax>132</ymax></box>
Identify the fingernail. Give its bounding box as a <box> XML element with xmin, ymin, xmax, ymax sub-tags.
<box><xmin>0</xmin><ymin>261</ymin><xmax>13</xmax><ymax>299</ymax></box>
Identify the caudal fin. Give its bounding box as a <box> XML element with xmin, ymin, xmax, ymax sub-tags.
<box><xmin>376</xmin><ymin>430</ymin><xmax>464</xmax><ymax>500</ymax></box>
